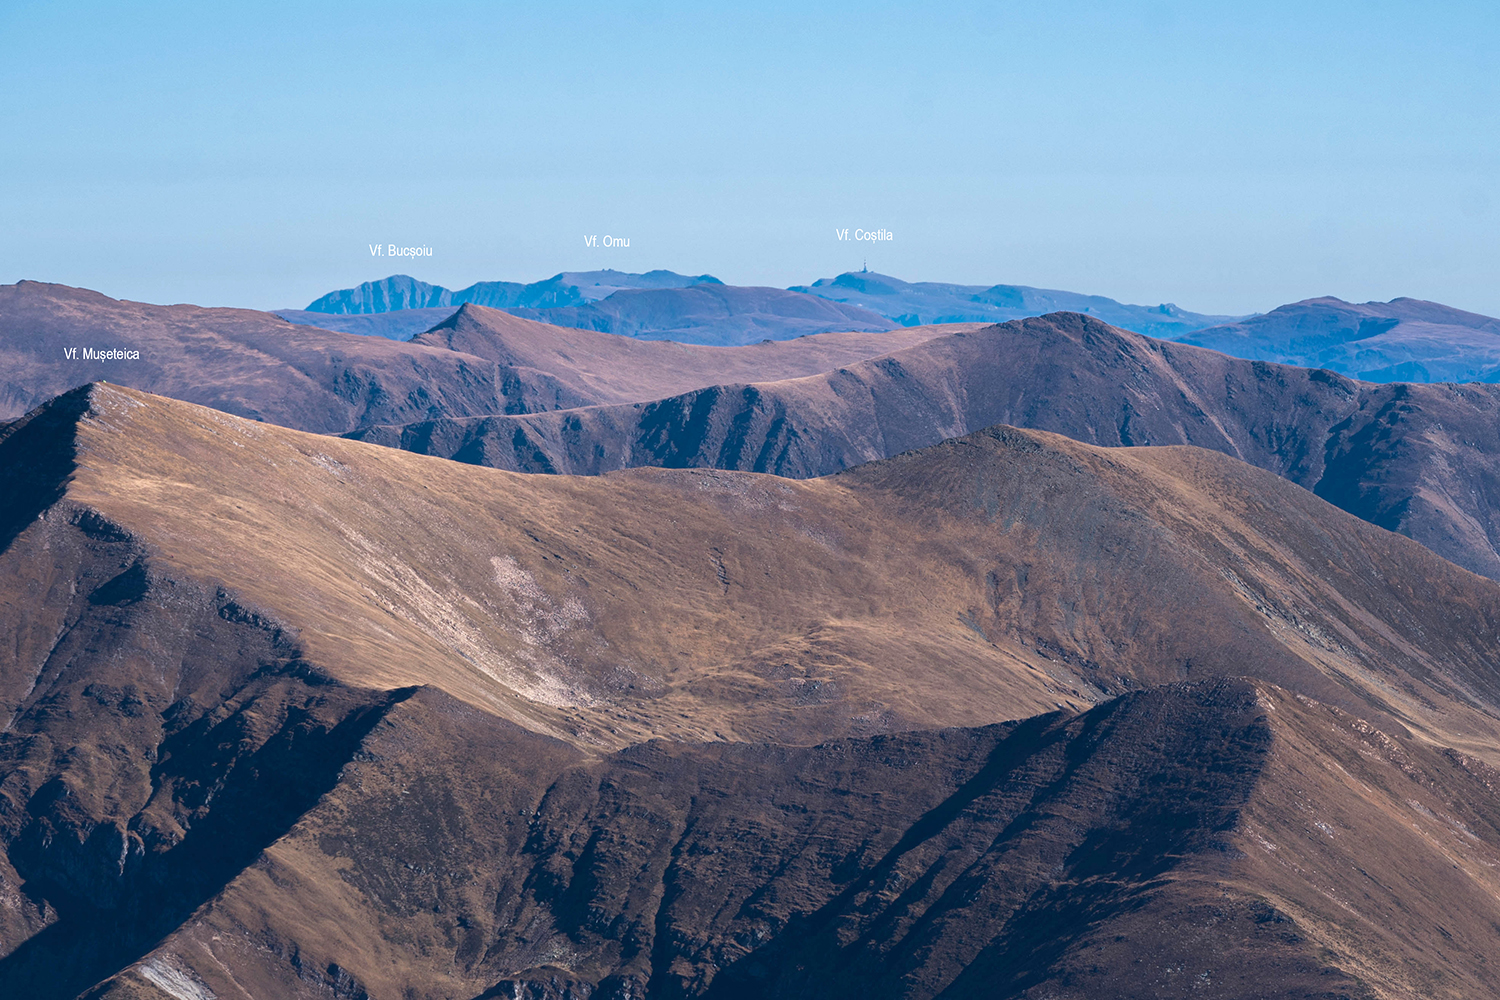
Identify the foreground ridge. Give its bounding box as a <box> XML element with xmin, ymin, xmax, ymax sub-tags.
<box><xmin>2</xmin><ymin>384</ymin><xmax>1500</xmax><ymax>996</ymax></box>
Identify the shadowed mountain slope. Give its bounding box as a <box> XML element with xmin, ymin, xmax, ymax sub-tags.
<box><xmin>353</xmin><ymin>312</ymin><xmax>1500</xmax><ymax>581</ymax></box>
<box><xmin>85</xmin><ymin>680</ymin><xmax>1500</xmax><ymax>1000</ymax></box>
<box><xmin>1173</xmin><ymin>296</ymin><xmax>1500</xmax><ymax>383</ymax></box>
<box><xmin>792</xmin><ymin>270</ymin><xmax>1239</xmax><ymax>336</ymax></box>
<box><xmin>302</xmin><ymin>270</ymin><xmax>1238</xmax><ymax>341</ymax></box>
<box><xmin>6</xmin><ymin>385</ymin><xmax>1500</xmax><ymax>996</ymax></box>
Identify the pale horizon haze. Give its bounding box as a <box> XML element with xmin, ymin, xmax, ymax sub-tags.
<box><xmin>1</xmin><ymin>1</ymin><xmax>1496</xmax><ymax>316</ymax></box>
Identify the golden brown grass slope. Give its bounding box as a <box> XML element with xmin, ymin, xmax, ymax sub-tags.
<box><xmin>410</xmin><ymin>302</ymin><xmax>976</xmax><ymax>406</ymax></box>
<box><xmin>5</xmin><ymin>383</ymin><xmax>1500</xmax><ymax>997</ymax></box>
<box><xmin>8</xmin><ymin>382</ymin><xmax>1500</xmax><ymax>753</ymax></box>
<box><xmin>358</xmin><ymin>312</ymin><xmax>1500</xmax><ymax>584</ymax></box>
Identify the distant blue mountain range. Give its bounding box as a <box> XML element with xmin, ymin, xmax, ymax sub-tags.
<box><xmin>286</xmin><ymin>269</ymin><xmax>1237</xmax><ymax>345</ymax></box>
<box><xmin>282</xmin><ymin>270</ymin><xmax>1500</xmax><ymax>383</ymax></box>
<box><xmin>788</xmin><ymin>272</ymin><xmax>1240</xmax><ymax>338</ymax></box>
<box><xmin>1171</xmin><ymin>295</ymin><xmax>1500</xmax><ymax>383</ymax></box>
<box><xmin>303</xmin><ymin>270</ymin><xmax>723</xmax><ymax>314</ymax></box>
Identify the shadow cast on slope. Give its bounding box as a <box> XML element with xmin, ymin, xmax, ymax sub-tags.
<box><xmin>0</xmin><ymin>680</ymin><xmax>415</xmax><ymax>1000</ymax></box>
<box><xmin>692</xmin><ymin>681</ymin><xmax>1271</xmax><ymax>1000</ymax></box>
<box><xmin>0</xmin><ymin>384</ymin><xmax>94</xmax><ymax>556</ymax></box>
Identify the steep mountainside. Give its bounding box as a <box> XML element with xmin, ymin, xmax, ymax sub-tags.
<box><xmin>1173</xmin><ymin>296</ymin><xmax>1500</xmax><ymax>383</ymax></box>
<box><xmin>791</xmin><ymin>270</ymin><xmax>1239</xmax><ymax>335</ymax></box>
<box><xmin>353</xmin><ymin>312</ymin><xmax>1500</xmax><ymax>581</ymax></box>
<box><xmin>5</xmin><ymin>384</ymin><xmax>1500</xmax><ymax>997</ymax></box>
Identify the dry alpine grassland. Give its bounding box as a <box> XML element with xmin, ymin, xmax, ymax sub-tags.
<box><xmin>2</xmin><ymin>381</ymin><xmax>1500</xmax><ymax>997</ymax></box>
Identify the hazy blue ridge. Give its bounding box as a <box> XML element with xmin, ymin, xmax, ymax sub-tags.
<box><xmin>504</xmin><ymin>285</ymin><xmax>895</xmax><ymax>346</ymax></box>
<box><xmin>296</xmin><ymin>271</ymin><xmax>885</xmax><ymax>344</ymax></box>
<box><xmin>296</xmin><ymin>268</ymin><xmax>1234</xmax><ymax>344</ymax></box>
<box><xmin>303</xmin><ymin>270</ymin><xmax>722</xmax><ymax>314</ymax></box>
<box><xmin>304</xmin><ymin>274</ymin><xmax>454</xmax><ymax>314</ymax></box>
<box><xmin>1168</xmin><ymin>296</ymin><xmax>1500</xmax><ymax>383</ymax></box>
<box><xmin>791</xmin><ymin>271</ymin><xmax>1242</xmax><ymax>337</ymax></box>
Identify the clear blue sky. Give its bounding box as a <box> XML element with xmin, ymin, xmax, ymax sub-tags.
<box><xmin>1</xmin><ymin>1</ymin><xmax>1496</xmax><ymax>315</ymax></box>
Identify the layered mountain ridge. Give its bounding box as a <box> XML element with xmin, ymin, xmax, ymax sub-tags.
<box><xmin>288</xmin><ymin>273</ymin><xmax>1500</xmax><ymax>386</ymax></box>
<box><xmin>790</xmin><ymin>270</ymin><xmax>1239</xmax><ymax>336</ymax></box>
<box><xmin>304</xmin><ymin>270</ymin><xmax>726</xmax><ymax>314</ymax></box>
<box><xmin>354</xmin><ymin>309</ymin><xmax>1500</xmax><ymax>582</ymax></box>
<box><xmin>1173</xmin><ymin>295</ymin><xmax>1500</xmax><ymax>383</ymax></box>
<box><xmin>291</xmin><ymin>270</ymin><xmax>1238</xmax><ymax>344</ymax></box>
<box><xmin>14</xmin><ymin>278</ymin><xmax>1500</xmax><ymax>585</ymax></box>
<box><xmin>4</xmin><ymin>383</ymin><xmax>1500</xmax><ymax>996</ymax></box>
<box><xmin>294</xmin><ymin>271</ymin><xmax>902</xmax><ymax>346</ymax></box>
<box><xmin>14</xmin><ymin>279</ymin><xmax>1500</xmax><ymax>585</ymax></box>
<box><xmin>9</xmin><ymin>268</ymin><xmax>1500</xmax><ymax>998</ymax></box>
<box><xmin>500</xmin><ymin>284</ymin><xmax>897</xmax><ymax>345</ymax></box>
<box><xmin>0</xmin><ymin>282</ymin><xmax>952</xmax><ymax>429</ymax></box>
